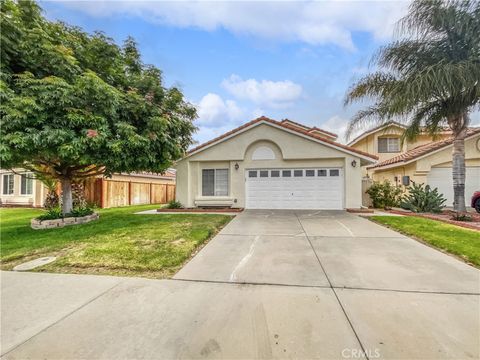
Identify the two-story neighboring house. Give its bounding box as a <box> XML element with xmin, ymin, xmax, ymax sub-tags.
<box><xmin>348</xmin><ymin>122</ymin><xmax>480</xmax><ymax>207</ymax></box>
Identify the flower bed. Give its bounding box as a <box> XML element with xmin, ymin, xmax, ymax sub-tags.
<box><xmin>387</xmin><ymin>209</ymin><xmax>480</xmax><ymax>231</ymax></box>
<box><xmin>157</xmin><ymin>208</ymin><xmax>243</xmax><ymax>213</ymax></box>
<box><xmin>31</xmin><ymin>213</ymin><xmax>99</xmax><ymax>229</ymax></box>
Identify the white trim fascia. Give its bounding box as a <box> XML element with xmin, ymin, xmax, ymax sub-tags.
<box><xmin>186</xmin><ymin>120</ymin><xmax>377</xmax><ymax>163</ymax></box>
<box><xmin>347</xmin><ymin>123</ymin><xmax>407</xmax><ymax>146</ymax></box>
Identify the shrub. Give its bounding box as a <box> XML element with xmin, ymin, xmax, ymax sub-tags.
<box><xmin>451</xmin><ymin>212</ymin><xmax>472</xmax><ymax>222</ymax></box>
<box><xmin>68</xmin><ymin>205</ymin><xmax>94</xmax><ymax>217</ymax></box>
<box><xmin>36</xmin><ymin>207</ymin><xmax>63</xmax><ymax>221</ymax></box>
<box><xmin>166</xmin><ymin>200</ymin><xmax>183</xmax><ymax>209</ymax></box>
<box><xmin>366</xmin><ymin>180</ymin><xmax>402</xmax><ymax>209</ymax></box>
<box><xmin>400</xmin><ymin>183</ymin><xmax>446</xmax><ymax>213</ymax></box>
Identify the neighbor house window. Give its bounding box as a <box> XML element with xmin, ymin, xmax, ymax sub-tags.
<box><xmin>202</xmin><ymin>169</ymin><xmax>228</xmax><ymax>196</ymax></box>
<box><xmin>378</xmin><ymin>137</ymin><xmax>400</xmax><ymax>153</ymax></box>
<box><xmin>21</xmin><ymin>173</ymin><xmax>33</xmax><ymax>195</ymax></box>
<box><xmin>2</xmin><ymin>174</ymin><xmax>14</xmax><ymax>195</ymax></box>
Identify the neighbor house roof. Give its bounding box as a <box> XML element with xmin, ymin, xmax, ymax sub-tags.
<box><xmin>187</xmin><ymin>116</ymin><xmax>378</xmax><ymax>160</ymax></box>
<box><xmin>117</xmin><ymin>169</ymin><xmax>176</xmax><ymax>179</ymax></box>
<box><xmin>368</xmin><ymin>128</ymin><xmax>480</xmax><ymax>170</ymax></box>
<box><xmin>347</xmin><ymin>121</ymin><xmax>407</xmax><ymax>146</ymax></box>
<box><xmin>280</xmin><ymin>119</ymin><xmax>338</xmax><ymax>139</ymax></box>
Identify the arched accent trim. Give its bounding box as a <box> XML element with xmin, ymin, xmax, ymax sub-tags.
<box><xmin>252</xmin><ymin>146</ymin><xmax>275</xmax><ymax>160</ymax></box>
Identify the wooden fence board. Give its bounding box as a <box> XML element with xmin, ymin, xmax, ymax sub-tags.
<box><xmin>84</xmin><ymin>178</ymin><xmax>175</xmax><ymax>208</ymax></box>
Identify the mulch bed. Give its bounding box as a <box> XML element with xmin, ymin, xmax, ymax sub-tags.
<box><xmin>346</xmin><ymin>208</ymin><xmax>374</xmax><ymax>214</ymax></box>
<box><xmin>387</xmin><ymin>209</ymin><xmax>480</xmax><ymax>231</ymax></box>
<box><xmin>157</xmin><ymin>208</ymin><xmax>243</xmax><ymax>213</ymax></box>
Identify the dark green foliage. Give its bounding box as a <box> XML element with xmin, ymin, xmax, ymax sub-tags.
<box><xmin>166</xmin><ymin>200</ymin><xmax>183</xmax><ymax>209</ymax></box>
<box><xmin>35</xmin><ymin>204</ymin><xmax>94</xmax><ymax>220</ymax></box>
<box><xmin>451</xmin><ymin>212</ymin><xmax>472</xmax><ymax>222</ymax></box>
<box><xmin>0</xmin><ymin>0</ymin><xmax>196</xmax><ymax>214</ymax></box>
<box><xmin>36</xmin><ymin>207</ymin><xmax>63</xmax><ymax>221</ymax></box>
<box><xmin>400</xmin><ymin>183</ymin><xmax>446</xmax><ymax>213</ymax></box>
<box><xmin>68</xmin><ymin>205</ymin><xmax>95</xmax><ymax>218</ymax></box>
<box><xmin>366</xmin><ymin>181</ymin><xmax>403</xmax><ymax>209</ymax></box>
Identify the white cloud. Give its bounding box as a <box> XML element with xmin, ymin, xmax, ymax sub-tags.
<box><xmin>57</xmin><ymin>1</ymin><xmax>410</xmax><ymax>50</ymax></box>
<box><xmin>221</xmin><ymin>75</ymin><xmax>303</xmax><ymax>108</ymax></box>
<box><xmin>319</xmin><ymin>115</ymin><xmax>361</xmax><ymax>144</ymax></box>
<box><xmin>195</xmin><ymin>93</ymin><xmax>243</xmax><ymax>128</ymax></box>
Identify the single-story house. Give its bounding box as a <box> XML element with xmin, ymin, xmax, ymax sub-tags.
<box><xmin>175</xmin><ymin>116</ymin><xmax>378</xmax><ymax>210</ymax></box>
<box><xmin>367</xmin><ymin>128</ymin><xmax>480</xmax><ymax>207</ymax></box>
<box><xmin>0</xmin><ymin>169</ymin><xmax>176</xmax><ymax>208</ymax></box>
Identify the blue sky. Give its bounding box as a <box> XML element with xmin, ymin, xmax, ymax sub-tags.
<box><xmin>40</xmin><ymin>1</ymin><xmax>478</xmax><ymax>145</ymax></box>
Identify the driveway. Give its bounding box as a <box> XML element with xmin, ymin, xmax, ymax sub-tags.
<box><xmin>2</xmin><ymin>210</ymin><xmax>479</xmax><ymax>359</ymax></box>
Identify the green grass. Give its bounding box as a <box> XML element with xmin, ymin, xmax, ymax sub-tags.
<box><xmin>0</xmin><ymin>205</ymin><xmax>232</xmax><ymax>278</ymax></box>
<box><xmin>371</xmin><ymin>216</ymin><xmax>480</xmax><ymax>267</ymax></box>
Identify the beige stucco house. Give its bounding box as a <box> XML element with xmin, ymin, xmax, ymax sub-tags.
<box><xmin>348</xmin><ymin>122</ymin><xmax>480</xmax><ymax>207</ymax></box>
<box><xmin>175</xmin><ymin>116</ymin><xmax>377</xmax><ymax>210</ymax></box>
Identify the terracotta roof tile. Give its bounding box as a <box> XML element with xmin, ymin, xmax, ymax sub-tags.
<box><xmin>188</xmin><ymin>116</ymin><xmax>378</xmax><ymax>160</ymax></box>
<box><xmin>368</xmin><ymin>127</ymin><xmax>480</xmax><ymax>169</ymax></box>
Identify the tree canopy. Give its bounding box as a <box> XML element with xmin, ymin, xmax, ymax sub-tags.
<box><xmin>0</xmin><ymin>0</ymin><xmax>196</xmax><ymax>213</ymax></box>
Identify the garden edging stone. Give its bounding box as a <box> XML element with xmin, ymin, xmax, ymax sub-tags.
<box><xmin>31</xmin><ymin>213</ymin><xmax>99</xmax><ymax>230</ymax></box>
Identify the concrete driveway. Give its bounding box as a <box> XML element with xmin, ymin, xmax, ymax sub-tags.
<box><xmin>2</xmin><ymin>210</ymin><xmax>479</xmax><ymax>359</ymax></box>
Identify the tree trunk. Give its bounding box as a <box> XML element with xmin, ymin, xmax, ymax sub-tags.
<box><xmin>61</xmin><ymin>178</ymin><xmax>73</xmax><ymax>215</ymax></box>
<box><xmin>452</xmin><ymin>136</ymin><xmax>466</xmax><ymax>212</ymax></box>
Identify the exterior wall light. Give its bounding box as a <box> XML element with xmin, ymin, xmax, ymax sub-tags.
<box><xmin>234</xmin><ymin>163</ymin><xmax>239</xmax><ymax>170</ymax></box>
<box><xmin>351</xmin><ymin>160</ymin><xmax>357</xmax><ymax>168</ymax></box>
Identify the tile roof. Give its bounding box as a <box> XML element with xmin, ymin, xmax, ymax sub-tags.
<box><xmin>368</xmin><ymin>127</ymin><xmax>480</xmax><ymax>169</ymax></box>
<box><xmin>188</xmin><ymin>116</ymin><xmax>378</xmax><ymax>160</ymax></box>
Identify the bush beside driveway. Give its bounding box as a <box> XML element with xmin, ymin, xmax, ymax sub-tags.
<box><xmin>0</xmin><ymin>206</ymin><xmax>232</xmax><ymax>278</ymax></box>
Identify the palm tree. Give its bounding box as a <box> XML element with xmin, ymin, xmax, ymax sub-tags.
<box><xmin>345</xmin><ymin>0</ymin><xmax>480</xmax><ymax>212</ymax></box>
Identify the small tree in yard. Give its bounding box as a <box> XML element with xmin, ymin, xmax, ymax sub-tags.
<box><xmin>345</xmin><ymin>0</ymin><xmax>480</xmax><ymax>212</ymax></box>
<box><xmin>0</xmin><ymin>0</ymin><xmax>196</xmax><ymax>215</ymax></box>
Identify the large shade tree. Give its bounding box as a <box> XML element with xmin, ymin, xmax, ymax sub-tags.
<box><xmin>345</xmin><ymin>0</ymin><xmax>480</xmax><ymax>212</ymax></box>
<box><xmin>0</xmin><ymin>0</ymin><xmax>196</xmax><ymax>214</ymax></box>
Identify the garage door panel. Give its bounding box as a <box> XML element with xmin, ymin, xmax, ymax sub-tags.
<box><xmin>246</xmin><ymin>168</ymin><xmax>344</xmax><ymax>210</ymax></box>
<box><xmin>427</xmin><ymin>167</ymin><xmax>480</xmax><ymax>207</ymax></box>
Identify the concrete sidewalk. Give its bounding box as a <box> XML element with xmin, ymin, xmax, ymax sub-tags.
<box><xmin>1</xmin><ymin>210</ymin><xmax>479</xmax><ymax>359</ymax></box>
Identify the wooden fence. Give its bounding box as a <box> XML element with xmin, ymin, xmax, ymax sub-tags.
<box><xmin>85</xmin><ymin>179</ymin><xmax>175</xmax><ymax>208</ymax></box>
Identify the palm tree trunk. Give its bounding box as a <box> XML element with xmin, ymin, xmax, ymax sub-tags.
<box><xmin>452</xmin><ymin>135</ymin><xmax>466</xmax><ymax>212</ymax></box>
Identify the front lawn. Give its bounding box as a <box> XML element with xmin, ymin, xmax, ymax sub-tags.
<box><xmin>0</xmin><ymin>205</ymin><xmax>232</xmax><ymax>278</ymax></box>
<box><xmin>371</xmin><ymin>216</ymin><xmax>480</xmax><ymax>267</ymax></box>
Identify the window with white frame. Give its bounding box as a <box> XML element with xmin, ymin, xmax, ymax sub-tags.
<box><xmin>202</xmin><ymin>169</ymin><xmax>229</xmax><ymax>196</ymax></box>
<box><xmin>21</xmin><ymin>173</ymin><xmax>33</xmax><ymax>195</ymax></box>
<box><xmin>378</xmin><ymin>137</ymin><xmax>400</xmax><ymax>153</ymax></box>
<box><xmin>2</xmin><ymin>174</ymin><xmax>14</xmax><ymax>195</ymax></box>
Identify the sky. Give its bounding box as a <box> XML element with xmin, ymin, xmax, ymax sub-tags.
<box><xmin>40</xmin><ymin>0</ymin><xmax>479</xmax><ymax>145</ymax></box>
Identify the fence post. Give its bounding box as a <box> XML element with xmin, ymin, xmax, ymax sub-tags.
<box><xmin>128</xmin><ymin>182</ymin><xmax>132</xmax><ymax>206</ymax></box>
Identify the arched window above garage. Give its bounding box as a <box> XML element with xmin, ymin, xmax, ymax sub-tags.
<box><xmin>252</xmin><ymin>146</ymin><xmax>275</xmax><ymax>160</ymax></box>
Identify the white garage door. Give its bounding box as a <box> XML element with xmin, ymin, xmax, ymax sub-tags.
<box><xmin>427</xmin><ymin>167</ymin><xmax>480</xmax><ymax>207</ymax></box>
<box><xmin>245</xmin><ymin>168</ymin><xmax>344</xmax><ymax>210</ymax></box>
